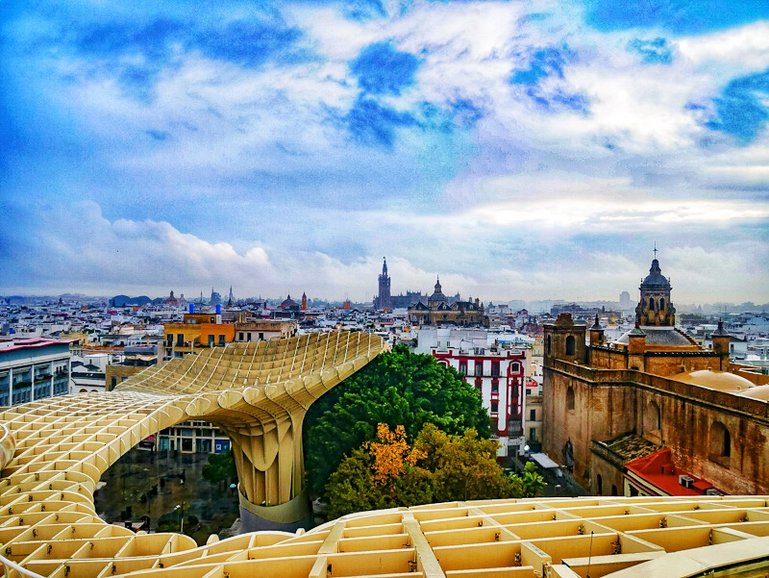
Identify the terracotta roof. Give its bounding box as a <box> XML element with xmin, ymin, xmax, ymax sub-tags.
<box><xmin>626</xmin><ymin>448</ymin><xmax>716</xmax><ymax>496</ymax></box>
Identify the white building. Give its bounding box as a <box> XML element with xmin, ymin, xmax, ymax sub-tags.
<box><xmin>0</xmin><ymin>338</ymin><xmax>71</xmax><ymax>407</ymax></box>
<box><xmin>428</xmin><ymin>334</ymin><xmax>528</xmax><ymax>459</ymax></box>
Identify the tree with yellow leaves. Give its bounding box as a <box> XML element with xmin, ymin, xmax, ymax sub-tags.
<box><xmin>325</xmin><ymin>423</ymin><xmax>529</xmax><ymax>520</ymax></box>
<box><xmin>368</xmin><ymin>424</ymin><xmax>425</xmax><ymax>487</ymax></box>
<box><xmin>325</xmin><ymin>423</ymin><xmax>432</xmax><ymax>519</ymax></box>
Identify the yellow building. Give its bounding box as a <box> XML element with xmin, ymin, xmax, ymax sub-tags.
<box><xmin>163</xmin><ymin>311</ymin><xmax>236</xmax><ymax>359</ymax></box>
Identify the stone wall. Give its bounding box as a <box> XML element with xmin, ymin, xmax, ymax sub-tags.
<box><xmin>543</xmin><ymin>358</ymin><xmax>769</xmax><ymax>495</ymax></box>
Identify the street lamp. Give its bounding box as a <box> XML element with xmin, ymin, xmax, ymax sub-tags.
<box><xmin>174</xmin><ymin>503</ymin><xmax>186</xmax><ymax>533</ymax></box>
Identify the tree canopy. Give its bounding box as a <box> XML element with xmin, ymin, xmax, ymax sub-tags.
<box><xmin>325</xmin><ymin>423</ymin><xmax>538</xmax><ymax>519</ymax></box>
<box><xmin>304</xmin><ymin>344</ymin><xmax>490</xmax><ymax>496</ymax></box>
<box><xmin>202</xmin><ymin>450</ymin><xmax>236</xmax><ymax>489</ymax></box>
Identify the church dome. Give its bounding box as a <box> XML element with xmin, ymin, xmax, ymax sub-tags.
<box><xmin>738</xmin><ymin>385</ymin><xmax>769</xmax><ymax>401</ymax></box>
<box><xmin>428</xmin><ymin>276</ymin><xmax>447</xmax><ymax>303</ymax></box>
<box><xmin>671</xmin><ymin>369</ymin><xmax>753</xmax><ymax>392</ymax></box>
<box><xmin>640</xmin><ymin>259</ymin><xmax>671</xmax><ymax>290</ymax></box>
<box><xmin>279</xmin><ymin>295</ymin><xmax>297</xmax><ymax>309</ymax></box>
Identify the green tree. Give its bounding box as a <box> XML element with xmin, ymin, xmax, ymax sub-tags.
<box><xmin>325</xmin><ymin>424</ymin><xmax>515</xmax><ymax>519</ymax></box>
<box><xmin>325</xmin><ymin>424</ymin><xmax>432</xmax><ymax>519</ymax></box>
<box><xmin>202</xmin><ymin>449</ymin><xmax>236</xmax><ymax>489</ymax></box>
<box><xmin>509</xmin><ymin>461</ymin><xmax>546</xmax><ymax>498</ymax></box>
<box><xmin>304</xmin><ymin>344</ymin><xmax>490</xmax><ymax>496</ymax></box>
<box><xmin>414</xmin><ymin>424</ymin><xmax>512</xmax><ymax>502</ymax></box>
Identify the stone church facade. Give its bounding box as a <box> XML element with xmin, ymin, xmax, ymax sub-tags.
<box><xmin>542</xmin><ymin>256</ymin><xmax>769</xmax><ymax>497</ymax></box>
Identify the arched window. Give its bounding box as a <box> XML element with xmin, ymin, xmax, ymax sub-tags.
<box><xmin>566</xmin><ymin>386</ymin><xmax>575</xmax><ymax>411</ymax></box>
<box><xmin>596</xmin><ymin>474</ymin><xmax>603</xmax><ymax>495</ymax></box>
<box><xmin>660</xmin><ymin>297</ymin><xmax>665</xmax><ymax>309</ymax></box>
<box><xmin>643</xmin><ymin>400</ymin><xmax>661</xmax><ymax>432</ymax></box>
<box><xmin>650</xmin><ymin>298</ymin><xmax>655</xmax><ymax>311</ymax></box>
<box><xmin>546</xmin><ymin>335</ymin><xmax>552</xmax><ymax>356</ymax></box>
<box><xmin>565</xmin><ymin>335</ymin><xmax>576</xmax><ymax>356</ymax></box>
<box><xmin>709</xmin><ymin>421</ymin><xmax>731</xmax><ymax>463</ymax></box>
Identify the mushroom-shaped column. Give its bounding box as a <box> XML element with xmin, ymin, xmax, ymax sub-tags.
<box><xmin>206</xmin><ymin>343</ymin><xmax>384</xmax><ymax>531</ymax></box>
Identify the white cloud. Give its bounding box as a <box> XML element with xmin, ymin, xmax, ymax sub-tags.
<box><xmin>3</xmin><ymin>2</ymin><xmax>769</xmax><ymax>306</ymax></box>
<box><xmin>677</xmin><ymin>22</ymin><xmax>769</xmax><ymax>79</ymax></box>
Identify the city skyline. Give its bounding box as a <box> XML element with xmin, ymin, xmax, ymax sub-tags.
<box><xmin>2</xmin><ymin>1</ymin><xmax>769</xmax><ymax>303</ymax></box>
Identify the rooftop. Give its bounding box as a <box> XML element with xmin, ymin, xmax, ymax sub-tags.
<box><xmin>626</xmin><ymin>448</ymin><xmax>717</xmax><ymax>497</ymax></box>
<box><xmin>615</xmin><ymin>326</ymin><xmax>698</xmax><ymax>347</ymax></box>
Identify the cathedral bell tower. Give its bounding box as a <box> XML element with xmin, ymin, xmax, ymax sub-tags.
<box><xmin>635</xmin><ymin>249</ymin><xmax>676</xmax><ymax>327</ymax></box>
<box><xmin>376</xmin><ymin>257</ymin><xmax>392</xmax><ymax>311</ymax></box>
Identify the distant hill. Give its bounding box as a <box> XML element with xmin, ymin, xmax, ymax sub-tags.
<box><xmin>110</xmin><ymin>295</ymin><xmax>152</xmax><ymax>307</ymax></box>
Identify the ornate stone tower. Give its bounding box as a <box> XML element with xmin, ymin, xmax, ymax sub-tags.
<box><xmin>376</xmin><ymin>257</ymin><xmax>392</xmax><ymax>310</ymax></box>
<box><xmin>635</xmin><ymin>250</ymin><xmax>676</xmax><ymax>327</ymax></box>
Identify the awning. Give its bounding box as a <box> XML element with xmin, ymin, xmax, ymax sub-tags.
<box><xmin>529</xmin><ymin>452</ymin><xmax>560</xmax><ymax>469</ymax></box>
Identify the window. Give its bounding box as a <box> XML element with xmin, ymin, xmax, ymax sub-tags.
<box><xmin>529</xmin><ymin>428</ymin><xmax>536</xmax><ymax>441</ymax></box>
<box><xmin>510</xmin><ymin>362</ymin><xmax>521</xmax><ymax>374</ymax></box>
<box><xmin>546</xmin><ymin>335</ymin><xmax>552</xmax><ymax>355</ymax></box>
<box><xmin>218</xmin><ymin>335</ymin><xmax>225</xmax><ymax>346</ymax></box>
<box><xmin>566</xmin><ymin>386</ymin><xmax>575</xmax><ymax>411</ymax></box>
<box><xmin>491</xmin><ymin>401</ymin><xmax>499</xmax><ymax>413</ymax></box>
<box><xmin>491</xmin><ymin>381</ymin><xmax>499</xmax><ymax>394</ymax></box>
<box><xmin>459</xmin><ymin>361</ymin><xmax>468</xmax><ymax>376</ymax></box>
<box><xmin>111</xmin><ymin>377</ymin><xmax>117</xmax><ymax>388</ymax></box>
<box><xmin>565</xmin><ymin>335</ymin><xmax>576</xmax><ymax>356</ymax></box>
<box><xmin>709</xmin><ymin>421</ymin><xmax>731</xmax><ymax>463</ymax></box>
<box><xmin>596</xmin><ymin>474</ymin><xmax>603</xmax><ymax>495</ymax></box>
<box><xmin>239</xmin><ymin>332</ymin><xmax>244</xmax><ymax>340</ymax></box>
<box><xmin>644</xmin><ymin>400</ymin><xmax>661</xmax><ymax>432</ymax></box>
<box><xmin>475</xmin><ymin>361</ymin><xmax>483</xmax><ymax>376</ymax></box>
<box><xmin>491</xmin><ymin>360</ymin><xmax>500</xmax><ymax>377</ymax></box>
<box><xmin>166</xmin><ymin>334</ymin><xmax>173</xmax><ymax>346</ymax></box>
<box><xmin>530</xmin><ymin>409</ymin><xmax>536</xmax><ymax>421</ymax></box>
<box><xmin>208</xmin><ymin>335</ymin><xmax>214</xmax><ymax>346</ymax></box>
<box><xmin>176</xmin><ymin>334</ymin><xmax>184</xmax><ymax>346</ymax></box>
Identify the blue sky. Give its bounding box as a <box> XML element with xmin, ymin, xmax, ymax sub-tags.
<box><xmin>1</xmin><ymin>0</ymin><xmax>768</xmax><ymax>304</ymax></box>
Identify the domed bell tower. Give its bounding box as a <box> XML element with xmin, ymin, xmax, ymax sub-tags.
<box><xmin>635</xmin><ymin>250</ymin><xmax>676</xmax><ymax>327</ymax></box>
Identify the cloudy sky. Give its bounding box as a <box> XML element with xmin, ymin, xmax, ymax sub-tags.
<box><xmin>1</xmin><ymin>0</ymin><xmax>768</xmax><ymax>304</ymax></box>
